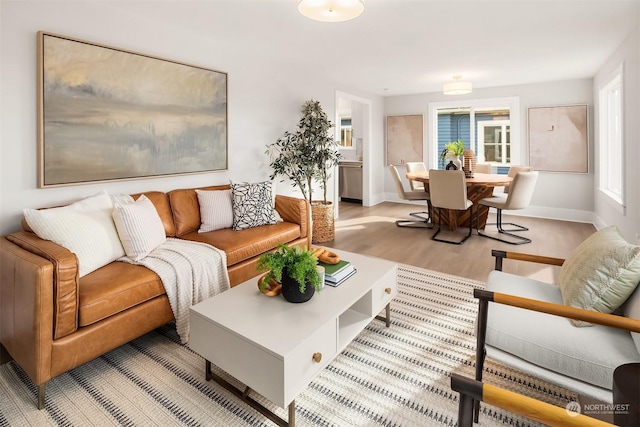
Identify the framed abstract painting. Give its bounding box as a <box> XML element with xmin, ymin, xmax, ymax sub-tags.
<box><xmin>37</xmin><ymin>32</ymin><xmax>228</xmax><ymax>187</ymax></box>
<box><xmin>528</xmin><ymin>105</ymin><xmax>588</xmax><ymax>173</ymax></box>
<box><xmin>385</xmin><ymin>114</ymin><xmax>424</xmax><ymax>166</ymax></box>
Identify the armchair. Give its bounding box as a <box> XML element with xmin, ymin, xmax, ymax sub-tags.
<box><xmin>474</xmin><ymin>245</ymin><xmax>640</xmax><ymax>421</ymax></box>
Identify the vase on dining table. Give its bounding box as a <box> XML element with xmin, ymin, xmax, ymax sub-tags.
<box><xmin>445</xmin><ymin>154</ymin><xmax>462</xmax><ymax>171</ymax></box>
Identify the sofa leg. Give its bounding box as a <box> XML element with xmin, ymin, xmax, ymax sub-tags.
<box><xmin>37</xmin><ymin>383</ymin><xmax>46</xmax><ymax>409</ymax></box>
<box><xmin>0</xmin><ymin>343</ymin><xmax>13</xmax><ymax>364</ymax></box>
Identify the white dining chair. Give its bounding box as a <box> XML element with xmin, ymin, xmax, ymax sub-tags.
<box><xmin>428</xmin><ymin>169</ymin><xmax>474</xmax><ymax>244</ymax></box>
<box><xmin>388</xmin><ymin>165</ymin><xmax>432</xmax><ymax>228</ymax></box>
<box><xmin>477</xmin><ymin>171</ymin><xmax>539</xmax><ymax>244</ymax></box>
<box><xmin>474</xmin><ymin>163</ymin><xmax>492</xmax><ymax>174</ymax></box>
<box><xmin>405</xmin><ymin>162</ymin><xmax>427</xmax><ymax>191</ymax></box>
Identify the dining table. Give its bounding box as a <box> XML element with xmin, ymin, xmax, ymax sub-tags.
<box><xmin>405</xmin><ymin>171</ymin><xmax>513</xmax><ymax>231</ymax></box>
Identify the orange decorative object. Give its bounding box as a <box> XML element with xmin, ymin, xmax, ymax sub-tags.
<box><xmin>257</xmin><ymin>274</ymin><xmax>282</xmax><ymax>297</ymax></box>
<box><xmin>310</xmin><ymin>247</ymin><xmax>340</xmax><ymax>264</ymax></box>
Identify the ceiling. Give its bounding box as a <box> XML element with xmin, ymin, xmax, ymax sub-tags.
<box><xmin>114</xmin><ymin>0</ymin><xmax>639</xmax><ymax>97</ymax></box>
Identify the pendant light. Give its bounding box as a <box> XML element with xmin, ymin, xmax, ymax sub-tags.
<box><xmin>443</xmin><ymin>75</ymin><xmax>473</xmax><ymax>95</ymax></box>
<box><xmin>298</xmin><ymin>0</ymin><xmax>365</xmax><ymax>22</ymax></box>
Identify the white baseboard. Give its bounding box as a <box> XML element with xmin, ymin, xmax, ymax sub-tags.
<box><xmin>378</xmin><ymin>193</ymin><xmax>601</xmax><ymax>228</ymax></box>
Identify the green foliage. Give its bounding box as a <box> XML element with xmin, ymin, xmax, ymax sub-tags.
<box><xmin>266</xmin><ymin>100</ymin><xmax>341</xmax><ymax>203</ymax></box>
<box><xmin>257</xmin><ymin>244</ymin><xmax>322</xmax><ymax>294</ymax></box>
<box><xmin>440</xmin><ymin>139</ymin><xmax>466</xmax><ymax>168</ymax></box>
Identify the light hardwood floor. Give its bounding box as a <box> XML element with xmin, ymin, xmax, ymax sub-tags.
<box><xmin>324</xmin><ymin>201</ymin><xmax>596</xmax><ymax>284</ymax></box>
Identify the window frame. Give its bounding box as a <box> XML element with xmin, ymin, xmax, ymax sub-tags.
<box><xmin>477</xmin><ymin>120</ymin><xmax>511</xmax><ymax>166</ymax></box>
<box><xmin>598</xmin><ymin>64</ymin><xmax>625</xmax><ymax>213</ymax></box>
<box><xmin>428</xmin><ymin>97</ymin><xmax>520</xmax><ymax>171</ymax></box>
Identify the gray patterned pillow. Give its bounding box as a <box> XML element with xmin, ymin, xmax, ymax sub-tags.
<box><xmin>230</xmin><ymin>180</ymin><xmax>278</xmax><ymax>230</ymax></box>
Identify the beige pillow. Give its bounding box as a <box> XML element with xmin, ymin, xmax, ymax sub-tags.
<box><xmin>558</xmin><ymin>226</ymin><xmax>640</xmax><ymax>326</ymax></box>
<box><xmin>112</xmin><ymin>195</ymin><xmax>166</xmax><ymax>261</ymax></box>
<box><xmin>23</xmin><ymin>190</ymin><xmax>125</xmax><ymax>277</ymax></box>
<box><xmin>196</xmin><ymin>189</ymin><xmax>234</xmax><ymax>232</ymax></box>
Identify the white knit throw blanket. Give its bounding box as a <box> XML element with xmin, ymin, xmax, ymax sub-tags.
<box><xmin>119</xmin><ymin>238</ymin><xmax>230</xmax><ymax>344</ymax></box>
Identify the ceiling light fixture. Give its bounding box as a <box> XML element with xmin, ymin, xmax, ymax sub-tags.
<box><xmin>443</xmin><ymin>75</ymin><xmax>472</xmax><ymax>95</ymax></box>
<box><xmin>298</xmin><ymin>0</ymin><xmax>365</xmax><ymax>22</ymax></box>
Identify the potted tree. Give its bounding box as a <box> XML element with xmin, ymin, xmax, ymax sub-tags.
<box><xmin>257</xmin><ymin>244</ymin><xmax>322</xmax><ymax>303</ymax></box>
<box><xmin>266</xmin><ymin>99</ymin><xmax>341</xmax><ymax>243</ymax></box>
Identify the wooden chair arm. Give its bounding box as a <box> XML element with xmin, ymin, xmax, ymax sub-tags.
<box><xmin>492</xmin><ymin>249</ymin><xmax>565</xmax><ymax>271</ymax></box>
<box><xmin>474</xmin><ymin>289</ymin><xmax>640</xmax><ymax>333</ymax></box>
<box><xmin>450</xmin><ymin>373</ymin><xmax>613</xmax><ymax>427</ymax></box>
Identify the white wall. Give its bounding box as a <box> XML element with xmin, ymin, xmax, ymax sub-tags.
<box><xmin>0</xmin><ymin>1</ymin><xmax>383</xmax><ymax>235</ymax></box>
<box><xmin>593</xmin><ymin>25</ymin><xmax>640</xmax><ymax>242</ymax></box>
<box><xmin>384</xmin><ymin>79</ymin><xmax>596</xmax><ymax>223</ymax></box>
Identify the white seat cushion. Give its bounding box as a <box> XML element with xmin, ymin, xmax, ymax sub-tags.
<box><xmin>485</xmin><ymin>270</ymin><xmax>640</xmax><ymax>390</ymax></box>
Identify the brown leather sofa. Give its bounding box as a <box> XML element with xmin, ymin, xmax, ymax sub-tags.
<box><xmin>0</xmin><ymin>184</ymin><xmax>311</xmax><ymax>408</ymax></box>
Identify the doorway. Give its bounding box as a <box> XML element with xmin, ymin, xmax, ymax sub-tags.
<box><xmin>335</xmin><ymin>91</ymin><xmax>372</xmax><ymax>213</ymax></box>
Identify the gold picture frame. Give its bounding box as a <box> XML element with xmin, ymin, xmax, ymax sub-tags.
<box><xmin>37</xmin><ymin>32</ymin><xmax>228</xmax><ymax>187</ymax></box>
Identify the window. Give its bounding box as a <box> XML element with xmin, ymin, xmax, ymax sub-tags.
<box><xmin>428</xmin><ymin>97</ymin><xmax>519</xmax><ymax>172</ymax></box>
<box><xmin>340</xmin><ymin>117</ymin><xmax>353</xmax><ymax>147</ymax></box>
<box><xmin>477</xmin><ymin>119</ymin><xmax>510</xmax><ymax>166</ymax></box>
<box><xmin>598</xmin><ymin>65</ymin><xmax>624</xmax><ymax>209</ymax></box>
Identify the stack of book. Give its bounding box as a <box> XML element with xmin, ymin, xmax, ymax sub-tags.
<box><xmin>319</xmin><ymin>259</ymin><xmax>356</xmax><ymax>287</ymax></box>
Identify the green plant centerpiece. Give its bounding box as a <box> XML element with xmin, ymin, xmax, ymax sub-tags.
<box><xmin>440</xmin><ymin>139</ymin><xmax>465</xmax><ymax>168</ymax></box>
<box><xmin>257</xmin><ymin>244</ymin><xmax>322</xmax><ymax>303</ymax></box>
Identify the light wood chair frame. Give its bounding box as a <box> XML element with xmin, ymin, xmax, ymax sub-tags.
<box><xmin>451</xmin><ymin>373</ymin><xmax>615</xmax><ymax>427</ymax></box>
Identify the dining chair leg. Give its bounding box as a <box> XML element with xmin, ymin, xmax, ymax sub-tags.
<box><xmin>431</xmin><ymin>206</ymin><xmax>473</xmax><ymax>245</ymax></box>
<box><xmin>477</xmin><ymin>208</ymin><xmax>531</xmax><ymax>244</ymax></box>
<box><xmin>395</xmin><ymin>210</ymin><xmax>433</xmax><ymax>228</ymax></box>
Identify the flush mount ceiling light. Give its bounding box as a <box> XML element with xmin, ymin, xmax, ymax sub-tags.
<box><xmin>443</xmin><ymin>75</ymin><xmax>472</xmax><ymax>95</ymax></box>
<box><xmin>298</xmin><ymin>0</ymin><xmax>365</xmax><ymax>22</ymax></box>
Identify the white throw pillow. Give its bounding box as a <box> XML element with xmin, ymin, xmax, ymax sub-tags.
<box><xmin>23</xmin><ymin>190</ymin><xmax>125</xmax><ymax>277</ymax></box>
<box><xmin>558</xmin><ymin>225</ymin><xmax>640</xmax><ymax>326</ymax></box>
<box><xmin>195</xmin><ymin>189</ymin><xmax>234</xmax><ymax>232</ymax></box>
<box><xmin>112</xmin><ymin>195</ymin><xmax>166</xmax><ymax>261</ymax></box>
<box><xmin>230</xmin><ymin>180</ymin><xmax>278</xmax><ymax>230</ymax></box>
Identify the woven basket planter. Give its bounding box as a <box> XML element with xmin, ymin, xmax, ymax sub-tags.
<box><xmin>311</xmin><ymin>202</ymin><xmax>335</xmax><ymax>243</ymax></box>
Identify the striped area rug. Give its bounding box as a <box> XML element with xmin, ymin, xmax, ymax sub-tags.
<box><xmin>0</xmin><ymin>265</ymin><xmax>576</xmax><ymax>426</ymax></box>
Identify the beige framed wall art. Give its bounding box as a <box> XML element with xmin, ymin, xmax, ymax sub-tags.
<box><xmin>528</xmin><ymin>105</ymin><xmax>588</xmax><ymax>173</ymax></box>
<box><xmin>385</xmin><ymin>114</ymin><xmax>424</xmax><ymax>166</ymax></box>
<box><xmin>37</xmin><ymin>32</ymin><xmax>228</xmax><ymax>187</ymax></box>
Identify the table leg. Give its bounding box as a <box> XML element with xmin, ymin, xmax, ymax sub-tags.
<box><xmin>375</xmin><ymin>302</ymin><xmax>391</xmax><ymax>327</ymax></box>
<box><xmin>204</xmin><ymin>359</ymin><xmax>294</xmax><ymax>426</ymax></box>
<box><xmin>288</xmin><ymin>401</ymin><xmax>296</xmax><ymax>427</ymax></box>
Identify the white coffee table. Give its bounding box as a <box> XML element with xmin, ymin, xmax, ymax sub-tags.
<box><xmin>189</xmin><ymin>248</ymin><xmax>397</xmax><ymax>426</ymax></box>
